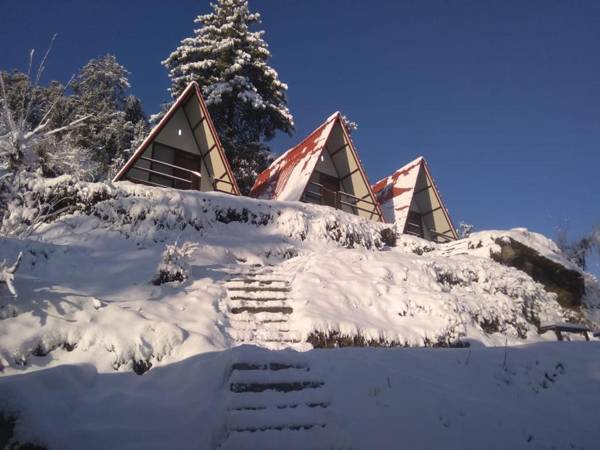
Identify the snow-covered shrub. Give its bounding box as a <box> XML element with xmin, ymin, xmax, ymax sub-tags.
<box><xmin>380</xmin><ymin>228</ymin><xmax>397</xmax><ymax>247</ymax></box>
<box><xmin>153</xmin><ymin>241</ymin><xmax>198</xmax><ymax>285</ymax></box>
<box><xmin>0</xmin><ymin>172</ymin><xmax>114</xmax><ymax>236</ymax></box>
<box><xmin>459</xmin><ymin>222</ymin><xmax>474</xmax><ymax>239</ymax></box>
<box><xmin>0</xmin><ymin>252</ymin><xmax>22</xmax><ymax>298</ymax></box>
<box><xmin>39</xmin><ymin>135</ymin><xmax>100</xmax><ymax>181</ymax></box>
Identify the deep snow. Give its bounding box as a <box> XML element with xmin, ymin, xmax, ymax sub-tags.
<box><xmin>0</xmin><ymin>181</ymin><xmax>599</xmax><ymax>449</ymax></box>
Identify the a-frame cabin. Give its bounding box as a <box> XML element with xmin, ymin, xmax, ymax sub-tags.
<box><xmin>113</xmin><ymin>82</ymin><xmax>240</xmax><ymax>195</ymax></box>
<box><xmin>250</xmin><ymin>112</ymin><xmax>383</xmax><ymax>222</ymax></box>
<box><xmin>372</xmin><ymin>157</ymin><xmax>458</xmax><ymax>242</ymax></box>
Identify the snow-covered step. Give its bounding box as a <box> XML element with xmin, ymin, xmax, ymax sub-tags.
<box><xmin>227</xmin><ymin>286</ymin><xmax>290</xmax><ymax>294</ymax></box>
<box><xmin>231</xmin><ymin>361</ymin><xmax>308</xmax><ymax>371</ymax></box>
<box><xmin>226</xmin><ymin>403</ymin><xmax>331</xmax><ymax>432</ymax></box>
<box><xmin>229</xmin><ymin>305</ymin><xmax>293</xmax><ymax>315</ymax></box>
<box><xmin>227</xmin><ymin>299</ymin><xmax>290</xmax><ymax>310</ymax></box>
<box><xmin>220</xmin><ymin>426</ymin><xmax>336</xmax><ymax>450</ymax></box>
<box><xmin>228</xmin><ymin>291</ymin><xmax>289</xmax><ymax>300</ymax></box>
<box><xmin>227</xmin><ymin>389</ymin><xmax>330</xmax><ymax>411</ymax></box>
<box><xmin>228</xmin><ymin>329</ymin><xmax>302</xmax><ymax>343</ymax></box>
<box><xmin>230</xmin><ymin>377</ymin><xmax>324</xmax><ymax>393</ymax></box>
<box><xmin>227</xmin><ymin>321</ymin><xmax>290</xmax><ymax>333</ymax></box>
<box><xmin>226</xmin><ymin>278</ymin><xmax>289</xmax><ymax>286</ymax></box>
<box><xmin>230</xmin><ymin>366</ymin><xmax>311</xmax><ymax>382</ymax></box>
<box><xmin>226</xmin><ymin>271</ymin><xmax>276</xmax><ymax>279</ymax></box>
<box><xmin>247</xmin><ymin>341</ymin><xmax>312</xmax><ymax>351</ymax></box>
<box><xmin>225</xmin><ymin>279</ymin><xmax>290</xmax><ymax>290</ymax></box>
<box><xmin>228</xmin><ymin>291</ymin><xmax>290</xmax><ymax>300</ymax></box>
<box><xmin>227</xmin><ymin>313</ymin><xmax>289</xmax><ymax>324</ymax></box>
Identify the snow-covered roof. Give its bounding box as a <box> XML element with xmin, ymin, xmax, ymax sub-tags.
<box><xmin>372</xmin><ymin>157</ymin><xmax>457</xmax><ymax>240</ymax></box>
<box><xmin>372</xmin><ymin>157</ymin><xmax>424</xmax><ymax>228</ymax></box>
<box><xmin>249</xmin><ymin>112</ymin><xmax>340</xmax><ymax>201</ymax></box>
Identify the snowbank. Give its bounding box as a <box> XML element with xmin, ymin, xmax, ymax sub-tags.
<box><xmin>1</xmin><ymin>179</ymin><xmax>599</xmax><ymax>449</ymax></box>
<box><xmin>1</xmin><ymin>343</ymin><xmax>599</xmax><ymax>449</ymax></box>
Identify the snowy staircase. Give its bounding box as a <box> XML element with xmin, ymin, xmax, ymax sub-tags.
<box><xmin>223</xmin><ymin>265</ymin><xmax>309</xmax><ymax>351</ymax></box>
<box><xmin>219</xmin><ymin>355</ymin><xmax>337</xmax><ymax>450</ymax></box>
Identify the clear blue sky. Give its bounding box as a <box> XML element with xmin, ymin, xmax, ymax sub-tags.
<box><xmin>1</xmin><ymin>0</ymin><xmax>599</xmax><ymax>269</ymax></box>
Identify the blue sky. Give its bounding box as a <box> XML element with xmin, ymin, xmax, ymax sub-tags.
<box><xmin>1</xmin><ymin>0</ymin><xmax>599</xmax><ymax>271</ymax></box>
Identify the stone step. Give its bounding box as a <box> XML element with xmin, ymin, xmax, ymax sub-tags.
<box><xmin>227</xmin><ymin>278</ymin><xmax>289</xmax><ymax>285</ymax></box>
<box><xmin>229</xmin><ymin>329</ymin><xmax>301</xmax><ymax>342</ymax></box>
<box><xmin>228</xmin><ymin>314</ymin><xmax>289</xmax><ymax>324</ymax></box>
<box><xmin>227</xmin><ymin>286</ymin><xmax>290</xmax><ymax>293</ymax></box>
<box><xmin>239</xmin><ymin>341</ymin><xmax>312</xmax><ymax>352</ymax></box>
<box><xmin>227</xmin><ymin>389</ymin><xmax>330</xmax><ymax>412</ymax></box>
<box><xmin>228</xmin><ymin>300</ymin><xmax>290</xmax><ymax>311</ymax></box>
<box><xmin>226</xmin><ymin>403</ymin><xmax>331</xmax><ymax>433</ymax></box>
<box><xmin>230</xmin><ymin>380</ymin><xmax>324</xmax><ymax>393</ymax></box>
<box><xmin>227</xmin><ymin>271</ymin><xmax>275</xmax><ymax>279</ymax></box>
<box><xmin>228</xmin><ymin>329</ymin><xmax>302</xmax><ymax>344</ymax></box>
<box><xmin>230</xmin><ymin>366</ymin><xmax>312</xmax><ymax>382</ymax></box>
<box><xmin>228</xmin><ymin>291</ymin><xmax>289</xmax><ymax>301</ymax></box>
<box><xmin>229</xmin><ymin>306</ymin><xmax>293</xmax><ymax>315</ymax></box>
<box><xmin>231</xmin><ymin>362</ymin><xmax>308</xmax><ymax>371</ymax></box>
<box><xmin>228</xmin><ymin>321</ymin><xmax>290</xmax><ymax>333</ymax></box>
<box><xmin>220</xmin><ymin>427</ymin><xmax>335</xmax><ymax>450</ymax></box>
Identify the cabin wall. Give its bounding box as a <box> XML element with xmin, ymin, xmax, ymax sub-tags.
<box><xmin>326</xmin><ymin>122</ymin><xmax>378</xmax><ymax>220</ymax></box>
<box><xmin>155</xmin><ymin>108</ymin><xmax>199</xmax><ymax>155</ymax></box>
<box><xmin>408</xmin><ymin>168</ymin><xmax>454</xmax><ymax>242</ymax></box>
<box><xmin>122</xmin><ymin>91</ymin><xmax>237</xmax><ymax>194</ymax></box>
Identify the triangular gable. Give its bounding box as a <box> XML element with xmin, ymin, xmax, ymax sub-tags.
<box><xmin>372</xmin><ymin>157</ymin><xmax>458</xmax><ymax>242</ymax></box>
<box><xmin>250</xmin><ymin>113</ymin><xmax>337</xmax><ymax>201</ymax></box>
<box><xmin>250</xmin><ymin>112</ymin><xmax>383</xmax><ymax>222</ymax></box>
<box><xmin>113</xmin><ymin>81</ymin><xmax>240</xmax><ymax>195</ymax></box>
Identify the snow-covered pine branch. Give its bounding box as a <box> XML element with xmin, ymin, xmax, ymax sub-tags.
<box><xmin>0</xmin><ymin>252</ymin><xmax>22</xmax><ymax>298</ymax></box>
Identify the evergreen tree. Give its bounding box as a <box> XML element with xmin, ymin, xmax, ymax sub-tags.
<box><xmin>71</xmin><ymin>55</ymin><xmax>146</xmax><ymax>178</ymax></box>
<box><xmin>163</xmin><ymin>0</ymin><xmax>294</xmax><ymax>193</ymax></box>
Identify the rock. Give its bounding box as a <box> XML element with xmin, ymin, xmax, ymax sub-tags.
<box><xmin>380</xmin><ymin>228</ymin><xmax>397</xmax><ymax>247</ymax></box>
<box><xmin>491</xmin><ymin>237</ymin><xmax>585</xmax><ymax>308</ymax></box>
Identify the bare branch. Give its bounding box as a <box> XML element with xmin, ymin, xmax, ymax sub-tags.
<box><xmin>40</xmin><ymin>113</ymin><xmax>92</xmax><ymax>138</ymax></box>
<box><xmin>19</xmin><ymin>49</ymin><xmax>36</xmax><ymax>127</ymax></box>
<box><xmin>22</xmin><ymin>34</ymin><xmax>58</xmax><ymax>131</ymax></box>
<box><xmin>8</xmin><ymin>252</ymin><xmax>22</xmax><ymax>274</ymax></box>
<box><xmin>34</xmin><ymin>34</ymin><xmax>57</xmax><ymax>87</ymax></box>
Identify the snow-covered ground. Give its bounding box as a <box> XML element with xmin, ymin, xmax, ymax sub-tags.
<box><xmin>1</xmin><ymin>180</ymin><xmax>599</xmax><ymax>449</ymax></box>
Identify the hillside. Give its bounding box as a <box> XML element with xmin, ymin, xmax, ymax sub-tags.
<box><xmin>1</xmin><ymin>179</ymin><xmax>599</xmax><ymax>449</ymax></box>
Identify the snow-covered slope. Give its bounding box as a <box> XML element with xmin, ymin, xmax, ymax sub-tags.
<box><xmin>1</xmin><ymin>179</ymin><xmax>598</xmax><ymax>449</ymax></box>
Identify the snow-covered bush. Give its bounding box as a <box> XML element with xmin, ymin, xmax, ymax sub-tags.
<box><xmin>459</xmin><ymin>222</ymin><xmax>474</xmax><ymax>239</ymax></box>
<box><xmin>153</xmin><ymin>241</ymin><xmax>198</xmax><ymax>285</ymax></box>
<box><xmin>0</xmin><ymin>252</ymin><xmax>22</xmax><ymax>298</ymax></box>
<box><xmin>0</xmin><ymin>172</ymin><xmax>114</xmax><ymax>236</ymax></box>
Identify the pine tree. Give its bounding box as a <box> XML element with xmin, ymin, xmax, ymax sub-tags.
<box><xmin>71</xmin><ymin>55</ymin><xmax>146</xmax><ymax>178</ymax></box>
<box><xmin>163</xmin><ymin>0</ymin><xmax>294</xmax><ymax>193</ymax></box>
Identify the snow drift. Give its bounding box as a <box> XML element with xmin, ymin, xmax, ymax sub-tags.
<box><xmin>0</xmin><ymin>178</ymin><xmax>598</xmax><ymax>449</ymax></box>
